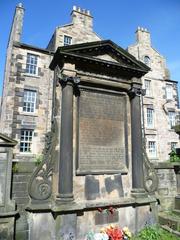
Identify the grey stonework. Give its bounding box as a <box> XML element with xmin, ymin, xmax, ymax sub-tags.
<box><xmin>0</xmin><ymin>3</ymin><xmax>180</xmax><ymax>240</ymax></box>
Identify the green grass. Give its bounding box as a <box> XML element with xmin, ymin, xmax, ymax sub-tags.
<box><xmin>132</xmin><ymin>225</ymin><xmax>179</xmax><ymax>240</ymax></box>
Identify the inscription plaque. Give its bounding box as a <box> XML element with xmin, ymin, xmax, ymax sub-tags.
<box><xmin>77</xmin><ymin>89</ymin><xmax>127</xmax><ymax>174</ymax></box>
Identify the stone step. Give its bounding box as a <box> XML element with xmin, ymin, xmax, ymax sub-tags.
<box><xmin>158</xmin><ymin>212</ymin><xmax>180</xmax><ymax>232</ymax></box>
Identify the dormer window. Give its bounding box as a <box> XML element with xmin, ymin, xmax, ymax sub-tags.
<box><xmin>144</xmin><ymin>56</ymin><xmax>150</xmax><ymax>66</ymax></box>
<box><xmin>64</xmin><ymin>35</ymin><xmax>72</xmax><ymax>46</ymax></box>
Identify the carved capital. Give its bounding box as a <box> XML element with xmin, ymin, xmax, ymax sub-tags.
<box><xmin>128</xmin><ymin>87</ymin><xmax>146</xmax><ymax>99</ymax></box>
<box><xmin>57</xmin><ymin>69</ymin><xmax>80</xmax><ymax>87</ymax></box>
<box><xmin>61</xmin><ymin>76</ymin><xmax>81</xmax><ymax>85</ymax></box>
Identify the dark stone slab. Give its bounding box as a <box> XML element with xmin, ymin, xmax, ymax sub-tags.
<box><xmin>105</xmin><ymin>174</ymin><xmax>124</xmax><ymax>197</ymax></box>
<box><xmin>95</xmin><ymin>210</ymin><xmax>119</xmax><ymax>225</ymax></box>
<box><xmin>77</xmin><ymin>89</ymin><xmax>127</xmax><ymax>174</ymax></box>
<box><xmin>85</xmin><ymin>175</ymin><xmax>100</xmax><ymax>200</ymax></box>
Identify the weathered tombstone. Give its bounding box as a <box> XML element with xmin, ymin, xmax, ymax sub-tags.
<box><xmin>0</xmin><ymin>133</ymin><xmax>17</xmax><ymax>239</ymax></box>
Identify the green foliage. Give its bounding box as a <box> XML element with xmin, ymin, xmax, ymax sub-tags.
<box><xmin>12</xmin><ymin>162</ymin><xmax>19</xmax><ymax>173</ymax></box>
<box><xmin>35</xmin><ymin>154</ymin><xmax>43</xmax><ymax>166</ymax></box>
<box><xmin>169</xmin><ymin>149</ymin><xmax>180</xmax><ymax>162</ymax></box>
<box><xmin>132</xmin><ymin>225</ymin><xmax>179</xmax><ymax>240</ymax></box>
<box><xmin>135</xmin><ymin>226</ymin><xmax>160</xmax><ymax>240</ymax></box>
<box><xmin>173</xmin><ymin>124</ymin><xmax>180</xmax><ymax>134</ymax></box>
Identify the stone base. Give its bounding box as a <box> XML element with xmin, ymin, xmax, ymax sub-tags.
<box><xmin>56</xmin><ymin>193</ymin><xmax>74</xmax><ymax>203</ymax></box>
<box><xmin>26</xmin><ymin>202</ymin><xmax>157</xmax><ymax>240</ymax></box>
<box><xmin>131</xmin><ymin>188</ymin><xmax>148</xmax><ymax>198</ymax></box>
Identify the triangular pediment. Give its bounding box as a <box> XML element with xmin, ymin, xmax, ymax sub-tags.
<box><xmin>59</xmin><ymin>40</ymin><xmax>149</xmax><ymax>70</ymax></box>
<box><xmin>50</xmin><ymin>40</ymin><xmax>150</xmax><ymax>78</ymax></box>
<box><xmin>94</xmin><ymin>54</ymin><xmax>119</xmax><ymax>63</ymax></box>
<box><xmin>0</xmin><ymin>133</ymin><xmax>17</xmax><ymax>147</ymax></box>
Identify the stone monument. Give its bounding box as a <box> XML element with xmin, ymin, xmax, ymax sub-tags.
<box><xmin>28</xmin><ymin>40</ymin><xmax>158</xmax><ymax>239</ymax></box>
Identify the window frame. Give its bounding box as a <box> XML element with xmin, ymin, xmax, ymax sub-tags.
<box><xmin>63</xmin><ymin>35</ymin><xmax>72</xmax><ymax>46</ymax></box>
<box><xmin>171</xmin><ymin>142</ymin><xmax>177</xmax><ymax>150</ymax></box>
<box><xmin>144</xmin><ymin>79</ymin><xmax>152</xmax><ymax>97</ymax></box>
<box><xmin>20</xmin><ymin>129</ymin><xmax>33</xmax><ymax>153</ymax></box>
<box><xmin>168</xmin><ymin>111</ymin><xmax>176</xmax><ymax>128</ymax></box>
<box><xmin>147</xmin><ymin>141</ymin><xmax>157</xmax><ymax>159</ymax></box>
<box><xmin>23</xmin><ymin>89</ymin><xmax>37</xmax><ymax>113</ymax></box>
<box><xmin>144</xmin><ymin>56</ymin><xmax>151</xmax><ymax>66</ymax></box>
<box><xmin>166</xmin><ymin>84</ymin><xmax>173</xmax><ymax>100</ymax></box>
<box><xmin>146</xmin><ymin>108</ymin><xmax>154</xmax><ymax>128</ymax></box>
<box><xmin>26</xmin><ymin>53</ymin><xmax>38</xmax><ymax>75</ymax></box>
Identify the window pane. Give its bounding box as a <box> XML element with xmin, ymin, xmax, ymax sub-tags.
<box><xmin>26</xmin><ymin>53</ymin><xmax>38</xmax><ymax>75</ymax></box>
<box><xmin>23</xmin><ymin>90</ymin><xmax>36</xmax><ymax>113</ymax></box>
<box><xmin>144</xmin><ymin>56</ymin><xmax>150</xmax><ymax>66</ymax></box>
<box><xmin>148</xmin><ymin>141</ymin><xmax>156</xmax><ymax>158</ymax></box>
<box><xmin>64</xmin><ymin>35</ymin><xmax>72</xmax><ymax>46</ymax></box>
<box><xmin>20</xmin><ymin>130</ymin><xmax>33</xmax><ymax>152</ymax></box>
<box><xmin>168</xmin><ymin>111</ymin><xmax>176</xmax><ymax>128</ymax></box>
<box><xmin>147</xmin><ymin>108</ymin><xmax>154</xmax><ymax>128</ymax></box>
<box><xmin>171</xmin><ymin>142</ymin><xmax>177</xmax><ymax>150</ymax></box>
<box><xmin>166</xmin><ymin>84</ymin><xmax>173</xmax><ymax>100</ymax></box>
<box><xmin>144</xmin><ymin>80</ymin><xmax>151</xmax><ymax>96</ymax></box>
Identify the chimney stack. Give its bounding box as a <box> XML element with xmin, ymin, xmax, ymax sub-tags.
<box><xmin>136</xmin><ymin>27</ymin><xmax>151</xmax><ymax>46</ymax></box>
<box><xmin>71</xmin><ymin>6</ymin><xmax>93</xmax><ymax>30</ymax></box>
<box><xmin>13</xmin><ymin>3</ymin><xmax>25</xmax><ymax>42</ymax></box>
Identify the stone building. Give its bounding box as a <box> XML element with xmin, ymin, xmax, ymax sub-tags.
<box><xmin>0</xmin><ymin>4</ymin><xmax>179</xmax><ymax>164</ymax></box>
<box><xmin>0</xmin><ymin>3</ymin><xmax>179</xmax><ymax>239</ymax></box>
<box><xmin>128</xmin><ymin>28</ymin><xmax>179</xmax><ymax>161</ymax></box>
<box><xmin>0</xmin><ymin>4</ymin><xmax>102</xmax><ymax>163</ymax></box>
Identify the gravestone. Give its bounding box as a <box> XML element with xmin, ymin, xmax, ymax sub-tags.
<box><xmin>0</xmin><ymin>134</ymin><xmax>17</xmax><ymax>239</ymax></box>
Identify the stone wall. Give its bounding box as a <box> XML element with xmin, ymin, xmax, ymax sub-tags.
<box><xmin>0</xmin><ymin>4</ymin><xmax>24</xmax><ymax>136</ymax></box>
<box><xmin>12</xmin><ymin>162</ymin><xmax>36</xmax><ymax>239</ymax></box>
<box><xmin>154</xmin><ymin>162</ymin><xmax>178</xmax><ymax>211</ymax></box>
<box><xmin>1</xmin><ymin>43</ymin><xmax>54</xmax><ymax>161</ymax></box>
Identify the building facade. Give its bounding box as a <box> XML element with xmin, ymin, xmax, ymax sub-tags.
<box><xmin>0</xmin><ymin>4</ymin><xmax>179</xmax><ymax>163</ymax></box>
<box><xmin>128</xmin><ymin>28</ymin><xmax>179</xmax><ymax>161</ymax></box>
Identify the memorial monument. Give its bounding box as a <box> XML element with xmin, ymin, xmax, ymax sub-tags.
<box><xmin>26</xmin><ymin>40</ymin><xmax>159</xmax><ymax>239</ymax></box>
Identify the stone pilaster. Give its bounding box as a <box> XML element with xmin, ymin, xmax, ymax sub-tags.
<box><xmin>57</xmin><ymin>64</ymin><xmax>80</xmax><ymax>202</ymax></box>
<box><xmin>129</xmin><ymin>79</ymin><xmax>147</xmax><ymax>197</ymax></box>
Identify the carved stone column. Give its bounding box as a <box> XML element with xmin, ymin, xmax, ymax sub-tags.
<box><xmin>129</xmin><ymin>80</ymin><xmax>146</xmax><ymax>197</ymax></box>
<box><xmin>57</xmin><ymin>73</ymin><xmax>80</xmax><ymax>202</ymax></box>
